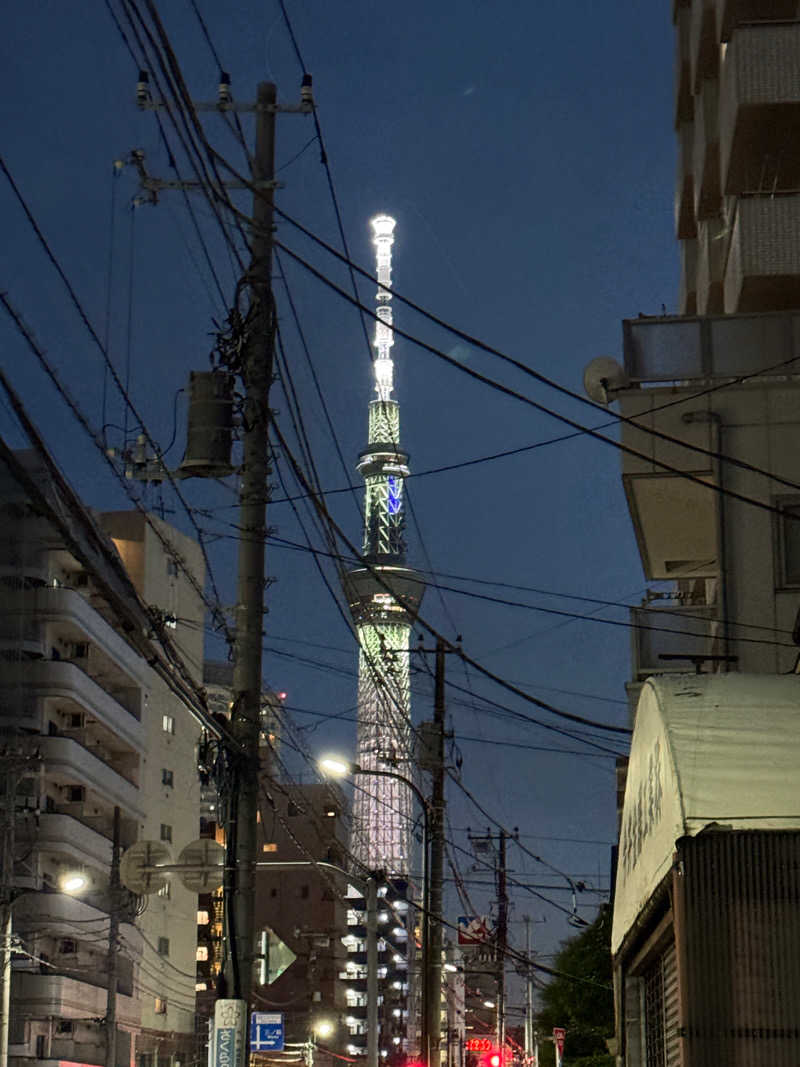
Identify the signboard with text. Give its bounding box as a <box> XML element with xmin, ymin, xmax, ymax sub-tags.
<box><xmin>250</xmin><ymin>1012</ymin><xmax>284</xmax><ymax>1052</ymax></box>
<box><xmin>553</xmin><ymin>1028</ymin><xmax>565</xmax><ymax>1067</ymax></box>
<box><xmin>212</xmin><ymin>1000</ymin><xmax>246</xmax><ymax>1067</ymax></box>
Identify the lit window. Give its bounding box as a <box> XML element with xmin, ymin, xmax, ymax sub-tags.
<box><xmin>157</xmin><ymin>882</ymin><xmax>171</xmax><ymax>899</ymax></box>
<box><xmin>195</xmin><ymin>982</ymin><xmax>207</xmax><ymax>991</ymax></box>
<box><xmin>162</xmin><ymin>715</ymin><xmax>175</xmax><ymax>735</ymax></box>
<box><xmin>154</xmin><ymin>997</ymin><xmax>167</xmax><ymax>1014</ymax></box>
<box><xmin>160</xmin><ymin>824</ymin><xmax>172</xmax><ymax>843</ymax></box>
<box><xmin>196</xmin><ymin>946</ymin><xmax>209</xmax><ymax>962</ymax></box>
<box><xmin>197</xmin><ymin>910</ymin><xmax>210</xmax><ymax>925</ymax></box>
<box><xmin>262</xmin><ymin>843</ymin><xmax>277</xmax><ymax>853</ymax></box>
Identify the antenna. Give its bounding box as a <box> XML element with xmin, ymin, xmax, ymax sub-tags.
<box><xmin>370</xmin><ymin>214</ymin><xmax>396</xmax><ymax>402</ymax></box>
<box><xmin>582</xmin><ymin>356</ymin><xmax>630</xmax><ymax>405</ymax></box>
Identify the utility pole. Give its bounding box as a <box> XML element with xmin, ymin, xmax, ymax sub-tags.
<box><xmin>105</xmin><ymin>806</ymin><xmax>121</xmax><ymax>1067</ymax></box>
<box><xmin>0</xmin><ymin>746</ymin><xmax>39</xmax><ymax>1067</ymax></box>
<box><xmin>496</xmin><ymin>831</ymin><xmax>508</xmax><ymax>1055</ymax></box>
<box><xmin>0</xmin><ymin>762</ymin><xmax>17</xmax><ymax>1067</ymax></box>
<box><xmin>366</xmin><ymin>875</ymin><xmax>379</xmax><ymax>1067</ymax></box>
<box><xmin>523</xmin><ymin>916</ymin><xmax>537</xmax><ymax>1067</ymax></box>
<box><xmin>425</xmin><ymin>638</ymin><xmax>446</xmax><ymax>1067</ymax></box>
<box><xmin>227</xmin><ymin>79</ymin><xmax>277</xmax><ymax>1013</ymax></box>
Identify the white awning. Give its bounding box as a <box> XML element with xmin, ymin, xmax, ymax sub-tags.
<box><xmin>612</xmin><ymin>672</ymin><xmax>800</xmax><ymax>954</ymax></box>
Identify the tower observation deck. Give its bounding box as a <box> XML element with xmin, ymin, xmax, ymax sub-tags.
<box><xmin>344</xmin><ymin>215</ymin><xmax>425</xmax><ymax>874</ymax></box>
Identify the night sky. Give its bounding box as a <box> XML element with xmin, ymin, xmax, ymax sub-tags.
<box><xmin>1</xmin><ymin>1</ymin><xmax>676</xmax><ymax>973</ymax></box>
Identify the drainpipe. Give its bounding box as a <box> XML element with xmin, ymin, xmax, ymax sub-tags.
<box><xmin>681</xmin><ymin>411</ymin><xmax>730</xmax><ymax>667</ymax></box>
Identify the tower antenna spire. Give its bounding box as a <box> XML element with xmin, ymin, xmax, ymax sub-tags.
<box><xmin>371</xmin><ymin>213</ymin><xmax>396</xmax><ymax>402</ymax></box>
<box><xmin>343</xmin><ymin>214</ymin><xmax>425</xmax><ymax>872</ymax></box>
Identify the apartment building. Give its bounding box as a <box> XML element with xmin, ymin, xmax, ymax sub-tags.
<box><xmin>0</xmin><ymin>448</ymin><xmax>205</xmax><ymax>1067</ymax></box>
<box><xmin>675</xmin><ymin>0</ymin><xmax>800</xmax><ymax>315</ymax></box>
<box><xmin>605</xmin><ymin>3</ymin><xmax>800</xmax><ymax>1064</ymax></box>
<box><xmin>596</xmin><ymin>4</ymin><xmax>800</xmax><ymax>713</ymax></box>
<box><xmin>100</xmin><ymin>511</ymin><xmax>206</xmax><ymax>1066</ymax></box>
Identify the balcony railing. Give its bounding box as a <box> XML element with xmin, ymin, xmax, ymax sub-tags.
<box><xmin>622</xmin><ymin>308</ymin><xmax>800</xmax><ymax>383</ymax></box>
<box><xmin>630</xmin><ymin>604</ymin><xmax>717</xmax><ymax>681</ymax></box>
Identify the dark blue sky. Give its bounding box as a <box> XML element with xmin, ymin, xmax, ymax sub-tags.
<box><xmin>1</xmin><ymin>2</ymin><xmax>676</xmax><ymax>964</ymax></box>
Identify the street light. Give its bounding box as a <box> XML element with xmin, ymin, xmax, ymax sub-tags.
<box><xmin>318</xmin><ymin>754</ymin><xmax>433</xmax><ymax>1065</ymax></box>
<box><xmin>59</xmin><ymin>871</ymin><xmax>89</xmax><ymax>894</ymax></box>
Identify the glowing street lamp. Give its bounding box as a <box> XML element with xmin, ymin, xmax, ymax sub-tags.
<box><xmin>60</xmin><ymin>871</ymin><xmax>89</xmax><ymax>894</ymax></box>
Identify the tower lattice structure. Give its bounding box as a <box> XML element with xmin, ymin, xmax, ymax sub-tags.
<box><xmin>345</xmin><ymin>215</ymin><xmax>425</xmax><ymax>875</ymax></box>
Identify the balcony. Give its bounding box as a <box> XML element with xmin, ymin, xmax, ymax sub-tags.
<box><xmin>720</xmin><ymin>23</ymin><xmax>800</xmax><ymax>195</ymax></box>
<box><xmin>0</xmin><ymin>659</ymin><xmax>143</xmax><ymax>750</ymax></box>
<box><xmin>2</xmin><ymin>584</ymin><xmax>146</xmax><ymax>679</ymax></box>
<box><xmin>675</xmin><ymin>3</ymin><xmax>694</xmax><ymax>125</ymax></box>
<box><xmin>622</xmin><ymin>308</ymin><xmax>800</xmax><ymax>383</ymax></box>
<box><xmin>693</xmin><ymin>79</ymin><xmax>721</xmax><ymax>218</ymax></box>
<box><xmin>723</xmin><ymin>194</ymin><xmax>800</xmax><ymax>311</ymax></box>
<box><xmin>35</xmin><ymin>812</ymin><xmax>113</xmax><ymax>868</ymax></box>
<box><xmin>695</xmin><ymin>217</ymin><xmax>725</xmax><ymax>313</ymax></box>
<box><xmin>716</xmin><ymin>0</ymin><xmax>800</xmax><ymax>42</ymax></box>
<box><xmin>675</xmin><ymin>122</ymin><xmax>697</xmax><ymax>238</ymax></box>
<box><xmin>39</xmin><ymin>735</ymin><xmax>142</xmax><ymax>816</ymax></box>
<box><xmin>630</xmin><ymin>604</ymin><xmax>717</xmax><ymax>681</ymax></box>
<box><xmin>12</xmin><ymin>972</ymin><xmax>139</xmax><ymax>1028</ymax></box>
<box><xmin>690</xmin><ymin>0</ymin><xmax>719</xmax><ymax>92</ymax></box>
<box><xmin>679</xmin><ymin>237</ymin><xmax>699</xmax><ymax>314</ymax></box>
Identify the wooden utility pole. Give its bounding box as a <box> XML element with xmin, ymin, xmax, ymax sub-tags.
<box><xmin>227</xmin><ymin>80</ymin><xmax>277</xmax><ymax>1011</ymax></box>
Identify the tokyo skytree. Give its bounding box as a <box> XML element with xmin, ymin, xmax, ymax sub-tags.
<box><xmin>344</xmin><ymin>215</ymin><xmax>425</xmax><ymax>874</ymax></box>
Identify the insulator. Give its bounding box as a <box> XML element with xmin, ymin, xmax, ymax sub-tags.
<box><xmin>301</xmin><ymin>73</ymin><xmax>314</xmax><ymax>108</ymax></box>
<box><xmin>136</xmin><ymin>70</ymin><xmax>150</xmax><ymax>107</ymax></box>
<box><xmin>218</xmin><ymin>71</ymin><xmax>232</xmax><ymax>106</ymax></box>
<box><xmin>178</xmin><ymin>371</ymin><xmax>234</xmax><ymax>479</ymax></box>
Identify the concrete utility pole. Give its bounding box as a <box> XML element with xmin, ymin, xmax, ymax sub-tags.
<box><xmin>227</xmin><ymin>79</ymin><xmax>277</xmax><ymax>1012</ymax></box>
<box><xmin>105</xmin><ymin>806</ymin><xmax>121</xmax><ymax>1067</ymax></box>
<box><xmin>0</xmin><ymin>746</ymin><xmax>39</xmax><ymax>1067</ymax></box>
<box><xmin>523</xmin><ymin>916</ymin><xmax>537</xmax><ymax>1067</ymax></box>
<box><xmin>425</xmin><ymin>638</ymin><xmax>446</xmax><ymax>1067</ymax></box>
<box><xmin>496</xmin><ymin>831</ymin><xmax>508</xmax><ymax>1055</ymax></box>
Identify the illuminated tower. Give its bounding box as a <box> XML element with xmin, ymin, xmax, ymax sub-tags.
<box><xmin>345</xmin><ymin>215</ymin><xmax>425</xmax><ymax>874</ymax></box>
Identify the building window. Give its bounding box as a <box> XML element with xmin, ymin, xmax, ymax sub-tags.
<box><xmin>776</xmin><ymin>498</ymin><xmax>800</xmax><ymax>586</ymax></box>
<box><xmin>262</xmin><ymin>843</ymin><xmax>277</xmax><ymax>853</ymax></box>
<box><xmin>643</xmin><ymin>959</ymin><xmax>666</xmax><ymax>1067</ymax></box>
<box><xmin>157</xmin><ymin>881</ymin><xmax>171</xmax><ymax>899</ymax></box>
<box><xmin>157</xmin><ymin>937</ymin><xmax>170</xmax><ymax>956</ymax></box>
<box><xmin>197</xmin><ymin>910</ymin><xmax>210</xmax><ymax>925</ymax></box>
<box><xmin>161</xmin><ymin>769</ymin><xmax>174</xmax><ymax>787</ymax></box>
<box><xmin>162</xmin><ymin>714</ymin><xmax>175</xmax><ymax>734</ymax></box>
<box><xmin>196</xmin><ymin>946</ymin><xmax>209</xmax><ymax>962</ymax></box>
<box><xmin>58</xmin><ymin>938</ymin><xmax>77</xmax><ymax>954</ymax></box>
<box><xmin>160</xmin><ymin>824</ymin><xmax>172</xmax><ymax>843</ymax></box>
<box><xmin>66</xmin><ymin>785</ymin><xmax>85</xmax><ymax>803</ymax></box>
<box><xmin>154</xmin><ymin>997</ymin><xmax>167</xmax><ymax>1015</ymax></box>
<box><xmin>166</xmin><ymin>560</ymin><xmax>178</xmax><ymax>577</ymax></box>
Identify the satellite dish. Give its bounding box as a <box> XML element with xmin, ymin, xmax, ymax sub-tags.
<box><xmin>582</xmin><ymin>356</ymin><xmax>629</xmax><ymax>405</ymax></box>
<box><xmin>120</xmin><ymin>840</ymin><xmax>172</xmax><ymax>895</ymax></box>
<box><xmin>177</xmin><ymin>838</ymin><xmax>225</xmax><ymax>893</ymax></box>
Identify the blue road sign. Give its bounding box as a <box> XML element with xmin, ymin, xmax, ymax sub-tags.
<box><xmin>251</xmin><ymin>1012</ymin><xmax>284</xmax><ymax>1052</ymax></box>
